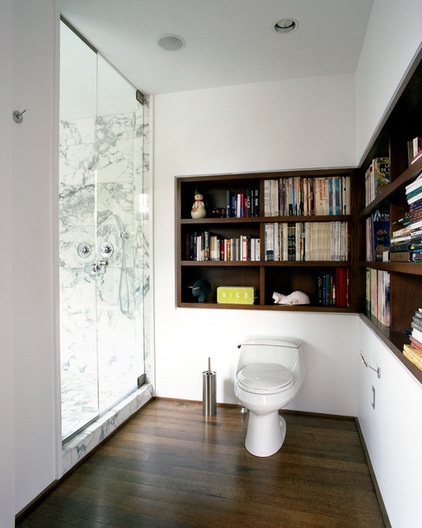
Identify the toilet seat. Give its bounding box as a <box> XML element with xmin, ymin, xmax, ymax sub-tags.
<box><xmin>237</xmin><ymin>363</ymin><xmax>294</xmax><ymax>394</ymax></box>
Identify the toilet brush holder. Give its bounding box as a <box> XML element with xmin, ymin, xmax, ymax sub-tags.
<box><xmin>202</xmin><ymin>357</ymin><xmax>216</xmax><ymax>416</ymax></box>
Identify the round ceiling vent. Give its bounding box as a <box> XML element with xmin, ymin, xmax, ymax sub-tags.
<box><xmin>274</xmin><ymin>19</ymin><xmax>298</xmax><ymax>34</ymax></box>
<box><xmin>157</xmin><ymin>34</ymin><xmax>186</xmax><ymax>51</ymax></box>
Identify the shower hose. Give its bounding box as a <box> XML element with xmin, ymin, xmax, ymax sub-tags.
<box><xmin>114</xmin><ymin>215</ymin><xmax>131</xmax><ymax>317</ymax></box>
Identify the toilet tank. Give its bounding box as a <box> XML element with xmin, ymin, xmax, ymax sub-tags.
<box><xmin>237</xmin><ymin>338</ymin><xmax>303</xmax><ymax>375</ymax></box>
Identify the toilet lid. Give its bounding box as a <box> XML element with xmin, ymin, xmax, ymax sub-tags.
<box><xmin>237</xmin><ymin>363</ymin><xmax>294</xmax><ymax>394</ymax></box>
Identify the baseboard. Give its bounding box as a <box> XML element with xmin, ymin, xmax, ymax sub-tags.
<box><xmin>355</xmin><ymin>417</ymin><xmax>391</xmax><ymax>528</ymax></box>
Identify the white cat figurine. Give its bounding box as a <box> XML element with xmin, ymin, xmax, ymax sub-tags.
<box><xmin>272</xmin><ymin>291</ymin><xmax>310</xmax><ymax>305</ymax></box>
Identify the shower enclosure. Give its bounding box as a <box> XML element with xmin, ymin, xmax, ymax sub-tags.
<box><xmin>59</xmin><ymin>21</ymin><xmax>150</xmax><ymax>441</ymax></box>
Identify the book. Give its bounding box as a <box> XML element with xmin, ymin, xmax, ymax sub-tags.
<box><xmin>365</xmin><ymin>157</ymin><xmax>390</xmax><ymax>205</ymax></box>
<box><xmin>408</xmin><ymin>137</ymin><xmax>422</xmax><ymax>164</ymax></box>
<box><xmin>411</xmin><ymin>318</ymin><xmax>422</xmax><ymax>333</ymax></box>
<box><xmin>410</xmin><ymin>336</ymin><xmax>422</xmax><ymax>351</ymax></box>
<box><xmin>390</xmin><ymin>251</ymin><xmax>413</xmax><ymax>262</ymax></box>
<box><xmin>411</xmin><ymin>326</ymin><xmax>422</xmax><ymax>344</ymax></box>
<box><xmin>390</xmin><ymin>242</ymin><xmax>422</xmax><ymax>252</ymax></box>
<box><xmin>403</xmin><ymin>343</ymin><xmax>422</xmax><ymax>371</ymax></box>
<box><xmin>335</xmin><ymin>267</ymin><xmax>350</xmax><ymax>308</ymax></box>
<box><xmin>371</xmin><ymin>209</ymin><xmax>390</xmax><ymax>261</ymax></box>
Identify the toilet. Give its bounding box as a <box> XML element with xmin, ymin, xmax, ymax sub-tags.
<box><xmin>235</xmin><ymin>338</ymin><xmax>305</xmax><ymax>457</ymax></box>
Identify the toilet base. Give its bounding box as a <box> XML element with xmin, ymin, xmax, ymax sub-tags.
<box><xmin>245</xmin><ymin>411</ymin><xmax>286</xmax><ymax>457</ymax></box>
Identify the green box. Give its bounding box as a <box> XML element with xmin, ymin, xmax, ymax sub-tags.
<box><xmin>216</xmin><ymin>286</ymin><xmax>255</xmax><ymax>304</ymax></box>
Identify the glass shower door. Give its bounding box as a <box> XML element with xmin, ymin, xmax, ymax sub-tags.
<box><xmin>59</xmin><ymin>20</ymin><xmax>146</xmax><ymax>441</ymax></box>
<box><xmin>94</xmin><ymin>54</ymin><xmax>145</xmax><ymax>413</ymax></box>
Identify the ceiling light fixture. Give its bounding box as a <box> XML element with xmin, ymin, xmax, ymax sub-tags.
<box><xmin>157</xmin><ymin>34</ymin><xmax>186</xmax><ymax>51</ymax></box>
<box><xmin>274</xmin><ymin>18</ymin><xmax>298</xmax><ymax>34</ymax></box>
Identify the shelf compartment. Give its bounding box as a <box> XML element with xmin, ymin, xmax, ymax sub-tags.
<box><xmin>264</xmin><ymin>265</ymin><xmax>351</xmax><ymax>308</ymax></box>
<box><xmin>359</xmin><ymin>144</ymin><xmax>422</xmax><ymax>218</ymax></box>
<box><xmin>178</xmin><ymin>264</ymin><xmax>261</xmax><ymax>306</ymax></box>
<box><xmin>177</xmin><ymin>175</ymin><xmax>261</xmax><ymax>220</ymax></box>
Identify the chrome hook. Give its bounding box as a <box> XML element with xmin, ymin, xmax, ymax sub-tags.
<box><xmin>13</xmin><ymin>109</ymin><xmax>27</xmax><ymax>124</ymax></box>
<box><xmin>360</xmin><ymin>353</ymin><xmax>381</xmax><ymax>378</ymax></box>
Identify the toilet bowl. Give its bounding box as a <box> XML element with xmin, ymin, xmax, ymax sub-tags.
<box><xmin>235</xmin><ymin>338</ymin><xmax>305</xmax><ymax>457</ymax></box>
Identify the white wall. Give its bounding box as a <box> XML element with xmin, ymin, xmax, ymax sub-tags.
<box><xmin>358</xmin><ymin>320</ymin><xmax>422</xmax><ymax>528</ymax></box>
<box><xmin>153</xmin><ymin>73</ymin><xmax>360</xmax><ymax>416</ymax></box>
<box><xmin>154</xmin><ymin>74</ymin><xmax>356</xmax><ymax>176</ymax></box>
<box><xmin>356</xmin><ymin>0</ymin><xmax>422</xmax><ymax>161</ymax></box>
<box><xmin>12</xmin><ymin>0</ymin><xmax>60</xmax><ymax>515</ymax></box>
<box><xmin>0</xmin><ymin>1</ymin><xmax>16</xmax><ymax>526</ymax></box>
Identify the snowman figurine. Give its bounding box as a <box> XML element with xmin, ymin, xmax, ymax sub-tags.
<box><xmin>191</xmin><ymin>192</ymin><xmax>206</xmax><ymax>219</ymax></box>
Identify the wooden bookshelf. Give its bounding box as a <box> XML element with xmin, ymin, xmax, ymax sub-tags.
<box><xmin>176</xmin><ymin>169</ymin><xmax>357</xmax><ymax>312</ymax></box>
<box><xmin>358</xmin><ymin>54</ymin><xmax>422</xmax><ymax>384</ymax></box>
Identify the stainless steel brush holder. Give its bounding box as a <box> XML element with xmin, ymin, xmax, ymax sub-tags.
<box><xmin>202</xmin><ymin>357</ymin><xmax>216</xmax><ymax>416</ymax></box>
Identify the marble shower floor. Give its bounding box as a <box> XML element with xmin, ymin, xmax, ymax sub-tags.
<box><xmin>61</xmin><ymin>370</ymin><xmax>139</xmax><ymax>440</ymax></box>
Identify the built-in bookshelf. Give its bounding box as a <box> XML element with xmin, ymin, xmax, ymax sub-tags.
<box><xmin>358</xmin><ymin>55</ymin><xmax>422</xmax><ymax>383</ymax></box>
<box><xmin>176</xmin><ymin>169</ymin><xmax>357</xmax><ymax>312</ymax></box>
<box><xmin>175</xmin><ymin>55</ymin><xmax>422</xmax><ymax>382</ymax></box>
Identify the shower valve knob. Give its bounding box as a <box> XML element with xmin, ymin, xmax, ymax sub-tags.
<box><xmin>99</xmin><ymin>242</ymin><xmax>114</xmax><ymax>258</ymax></box>
<box><xmin>77</xmin><ymin>242</ymin><xmax>92</xmax><ymax>258</ymax></box>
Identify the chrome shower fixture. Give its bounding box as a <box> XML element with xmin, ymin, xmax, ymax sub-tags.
<box><xmin>77</xmin><ymin>242</ymin><xmax>92</xmax><ymax>258</ymax></box>
<box><xmin>114</xmin><ymin>214</ymin><xmax>129</xmax><ymax>239</ymax></box>
<box><xmin>99</xmin><ymin>241</ymin><xmax>114</xmax><ymax>258</ymax></box>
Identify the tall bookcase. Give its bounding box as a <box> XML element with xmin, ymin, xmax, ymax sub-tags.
<box><xmin>176</xmin><ymin>168</ymin><xmax>357</xmax><ymax>312</ymax></box>
<box><xmin>358</xmin><ymin>56</ymin><xmax>422</xmax><ymax>384</ymax></box>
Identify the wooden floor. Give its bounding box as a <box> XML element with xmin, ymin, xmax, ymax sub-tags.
<box><xmin>17</xmin><ymin>399</ymin><xmax>386</xmax><ymax>528</ymax></box>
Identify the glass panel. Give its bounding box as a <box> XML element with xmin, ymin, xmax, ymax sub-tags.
<box><xmin>95</xmin><ymin>55</ymin><xmax>144</xmax><ymax>411</ymax></box>
<box><xmin>59</xmin><ymin>22</ymin><xmax>99</xmax><ymax>439</ymax></box>
<box><xmin>59</xmin><ymin>21</ymin><xmax>147</xmax><ymax>441</ymax></box>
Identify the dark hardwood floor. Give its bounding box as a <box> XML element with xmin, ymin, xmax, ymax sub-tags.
<box><xmin>17</xmin><ymin>399</ymin><xmax>386</xmax><ymax>528</ymax></box>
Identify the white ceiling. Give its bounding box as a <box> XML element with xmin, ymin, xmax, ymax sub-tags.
<box><xmin>59</xmin><ymin>0</ymin><xmax>374</xmax><ymax>95</ymax></box>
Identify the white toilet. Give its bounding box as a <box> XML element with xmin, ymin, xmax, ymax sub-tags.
<box><xmin>235</xmin><ymin>338</ymin><xmax>305</xmax><ymax>457</ymax></box>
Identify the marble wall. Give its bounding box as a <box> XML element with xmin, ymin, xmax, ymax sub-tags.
<box><xmin>59</xmin><ymin>98</ymin><xmax>151</xmax><ymax>440</ymax></box>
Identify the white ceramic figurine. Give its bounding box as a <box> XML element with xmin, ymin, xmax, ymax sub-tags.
<box><xmin>272</xmin><ymin>291</ymin><xmax>310</xmax><ymax>305</ymax></box>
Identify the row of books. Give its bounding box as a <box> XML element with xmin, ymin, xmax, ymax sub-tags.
<box><xmin>364</xmin><ymin>157</ymin><xmax>390</xmax><ymax>206</ymax></box>
<box><xmin>388</xmin><ymin>173</ymin><xmax>422</xmax><ymax>262</ymax></box>
<box><xmin>365</xmin><ymin>209</ymin><xmax>390</xmax><ymax>262</ymax></box>
<box><xmin>185</xmin><ymin>231</ymin><xmax>260</xmax><ymax>261</ymax></box>
<box><xmin>225</xmin><ymin>189</ymin><xmax>259</xmax><ymax>218</ymax></box>
<box><xmin>403</xmin><ymin>307</ymin><xmax>422</xmax><ymax>372</ymax></box>
<box><xmin>317</xmin><ymin>268</ymin><xmax>350</xmax><ymax>308</ymax></box>
<box><xmin>264</xmin><ymin>222</ymin><xmax>349</xmax><ymax>262</ymax></box>
<box><xmin>365</xmin><ymin>268</ymin><xmax>390</xmax><ymax>327</ymax></box>
<box><xmin>263</xmin><ymin>176</ymin><xmax>351</xmax><ymax>217</ymax></box>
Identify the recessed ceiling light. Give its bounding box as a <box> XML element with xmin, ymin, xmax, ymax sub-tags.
<box><xmin>274</xmin><ymin>18</ymin><xmax>298</xmax><ymax>34</ymax></box>
<box><xmin>157</xmin><ymin>34</ymin><xmax>186</xmax><ymax>51</ymax></box>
